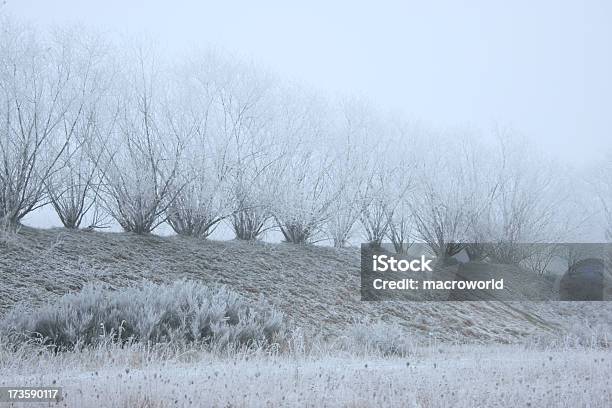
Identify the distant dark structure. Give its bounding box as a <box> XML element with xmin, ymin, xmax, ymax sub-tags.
<box><xmin>559</xmin><ymin>258</ymin><xmax>604</xmax><ymax>301</ymax></box>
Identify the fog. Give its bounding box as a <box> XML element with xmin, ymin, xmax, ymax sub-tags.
<box><xmin>5</xmin><ymin>0</ymin><xmax>612</xmax><ymax>166</ymax></box>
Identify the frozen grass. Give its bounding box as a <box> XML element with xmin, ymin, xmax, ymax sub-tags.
<box><xmin>341</xmin><ymin>320</ymin><xmax>418</xmax><ymax>356</ymax></box>
<box><xmin>0</xmin><ymin>281</ymin><xmax>284</xmax><ymax>351</ymax></box>
<box><xmin>2</xmin><ymin>226</ymin><xmax>612</xmax><ymax>344</ymax></box>
<box><xmin>0</xmin><ymin>318</ymin><xmax>609</xmax><ymax>407</ymax></box>
<box><xmin>1</xmin><ymin>229</ymin><xmax>611</xmax><ymax>406</ymax></box>
<box><xmin>0</xmin><ymin>340</ymin><xmax>610</xmax><ymax>407</ymax></box>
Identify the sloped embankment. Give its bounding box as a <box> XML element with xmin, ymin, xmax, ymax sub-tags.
<box><xmin>1</xmin><ymin>227</ymin><xmax>610</xmax><ymax>343</ymax></box>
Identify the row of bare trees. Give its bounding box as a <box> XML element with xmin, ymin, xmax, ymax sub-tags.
<box><xmin>1</xmin><ymin>17</ymin><xmax>609</xmax><ymax>255</ymax></box>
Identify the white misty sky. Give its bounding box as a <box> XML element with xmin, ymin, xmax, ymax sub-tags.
<box><xmin>4</xmin><ymin>0</ymin><xmax>612</xmax><ymax>166</ymax></box>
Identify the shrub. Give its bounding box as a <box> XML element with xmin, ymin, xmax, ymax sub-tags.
<box><xmin>342</xmin><ymin>320</ymin><xmax>415</xmax><ymax>356</ymax></box>
<box><xmin>0</xmin><ymin>280</ymin><xmax>284</xmax><ymax>351</ymax></box>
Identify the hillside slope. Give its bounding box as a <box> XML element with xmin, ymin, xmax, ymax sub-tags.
<box><xmin>1</xmin><ymin>227</ymin><xmax>610</xmax><ymax>343</ymax></box>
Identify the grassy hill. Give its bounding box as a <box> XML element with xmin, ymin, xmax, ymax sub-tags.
<box><xmin>1</xmin><ymin>226</ymin><xmax>610</xmax><ymax>344</ymax></box>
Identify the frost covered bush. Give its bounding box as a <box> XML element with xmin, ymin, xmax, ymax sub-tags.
<box><xmin>343</xmin><ymin>320</ymin><xmax>415</xmax><ymax>356</ymax></box>
<box><xmin>0</xmin><ymin>280</ymin><xmax>284</xmax><ymax>351</ymax></box>
<box><xmin>530</xmin><ymin>321</ymin><xmax>611</xmax><ymax>349</ymax></box>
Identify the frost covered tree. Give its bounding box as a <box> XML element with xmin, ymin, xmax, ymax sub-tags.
<box><xmin>215</xmin><ymin>59</ymin><xmax>277</xmax><ymax>240</ymax></box>
<box><xmin>98</xmin><ymin>47</ymin><xmax>184</xmax><ymax>234</ymax></box>
<box><xmin>358</xmin><ymin>169</ymin><xmax>392</xmax><ymax>249</ymax></box>
<box><xmin>0</xmin><ymin>19</ymin><xmax>86</xmax><ymax>227</ymax></box>
<box><xmin>357</xmin><ymin>120</ymin><xmax>415</xmax><ymax>250</ymax></box>
<box><xmin>44</xmin><ymin>30</ymin><xmax>115</xmax><ymax>229</ymax></box>
<box><xmin>386</xmin><ymin>198</ymin><xmax>414</xmax><ymax>254</ymax></box>
<box><xmin>359</xmin><ymin>167</ymin><xmax>414</xmax><ymax>251</ymax></box>
<box><xmin>472</xmin><ymin>132</ymin><xmax>572</xmax><ymax>264</ymax></box>
<box><xmin>165</xmin><ymin>54</ymin><xmax>234</xmax><ymax>238</ymax></box>
<box><xmin>167</xmin><ymin>154</ymin><xmax>232</xmax><ymax>238</ymax></box>
<box><xmin>326</xmin><ymin>100</ymin><xmax>384</xmax><ymax>248</ymax></box>
<box><xmin>46</xmin><ymin>114</ymin><xmax>110</xmax><ymax>229</ymax></box>
<box><xmin>381</xmin><ymin>122</ymin><xmax>418</xmax><ymax>254</ymax></box>
<box><xmin>410</xmin><ymin>133</ymin><xmax>497</xmax><ymax>260</ymax></box>
<box><xmin>267</xmin><ymin>90</ymin><xmax>339</xmax><ymax>244</ymax></box>
<box><xmin>272</xmin><ymin>151</ymin><xmax>338</xmax><ymax>244</ymax></box>
<box><xmin>326</xmin><ymin>151</ymin><xmax>364</xmax><ymax>248</ymax></box>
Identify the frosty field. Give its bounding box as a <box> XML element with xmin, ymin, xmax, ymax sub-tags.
<box><xmin>1</xmin><ymin>343</ymin><xmax>610</xmax><ymax>407</ymax></box>
<box><xmin>1</xmin><ymin>228</ymin><xmax>611</xmax><ymax>407</ymax></box>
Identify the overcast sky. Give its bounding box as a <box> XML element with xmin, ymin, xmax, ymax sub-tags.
<box><xmin>4</xmin><ymin>0</ymin><xmax>612</xmax><ymax>166</ymax></box>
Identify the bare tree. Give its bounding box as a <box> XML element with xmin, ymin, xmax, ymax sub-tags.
<box><xmin>473</xmin><ymin>132</ymin><xmax>572</xmax><ymax>264</ymax></box>
<box><xmin>326</xmin><ymin>156</ymin><xmax>363</xmax><ymax>247</ymax></box>
<box><xmin>167</xmin><ymin>159</ymin><xmax>231</xmax><ymax>238</ymax></box>
<box><xmin>359</xmin><ymin>170</ymin><xmax>413</xmax><ymax>251</ymax></box>
<box><xmin>44</xmin><ymin>30</ymin><xmax>114</xmax><ymax>229</ymax></box>
<box><xmin>0</xmin><ymin>19</ymin><xmax>81</xmax><ymax>227</ymax></box>
<box><xmin>228</xmin><ymin>144</ymin><xmax>280</xmax><ymax>241</ymax></box>
<box><xmin>358</xmin><ymin>124</ymin><xmax>415</xmax><ymax>250</ymax></box>
<box><xmin>272</xmin><ymin>151</ymin><xmax>338</xmax><ymax>244</ymax></box>
<box><xmin>263</xmin><ymin>89</ymin><xmax>340</xmax><ymax>244</ymax></box>
<box><xmin>411</xmin><ymin>183</ymin><xmax>468</xmax><ymax>259</ymax></box>
<box><xmin>214</xmin><ymin>57</ymin><xmax>277</xmax><ymax>240</ymax></box>
<box><xmin>358</xmin><ymin>169</ymin><xmax>392</xmax><ymax>249</ymax></box>
<box><xmin>381</xmin><ymin>121</ymin><xmax>418</xmax><ymax>254</ymax></box>
<box><xmin>324</xmin><ymin>101</ymin><xmax>375</xmax><ymax>248</ymax></box>
<box><xmin>163</xmin><ymin>54</ymin><xmax>234</xmax><ymax>238</ymax></box>
<box><xmin>410</xmin><ymin>133</ymin><xmax>497</xmax><ymax>260</ymax></box>
<box><xmin>230</xmin><ymin>170</ymin><xmax>273</xmax><ymax>240</ymax></box>
<box><xmin>46</xmin><ymin>118</ymin><xmax>109</xmax><ymax>229</ymax></box>
<box><xmin>386</xmin><ymin>199</ymin><xmax>413</xmax><ymax>254</ymax></box>
<box><xmin>98</xmin><ymin>46</ymin><xmax>184</xmax><ymax>234</ymax></box>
